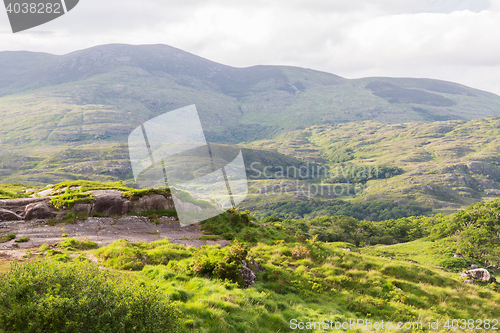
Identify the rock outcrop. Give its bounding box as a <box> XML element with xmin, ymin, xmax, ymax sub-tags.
<box><xmin>0</xmin><ymin>208</ymin><xmax>22</xmax><ymax>221</ymax></box>
<box><xmin>25</xmin><ymin>202</ymin><xmax>57</xmax><ymax>220</ymax></box>
<box><xmin>240</xmin><ymin>259</ymin><xmax>265</xmax><ymax>288</ymax></box>
<box><xmin>90</xmin><ymin>190</ymin><xmax>133</xmax><ymax>216</ymax></box>
<box><xmin>132</xmin><ymin>194</ymin><xmax>175</xmax><ymax>212</ymax></box>
<box><xmin>0</xmin><ymin>197</ymin><xmax>50</xmax><ymax>216</ymax></box>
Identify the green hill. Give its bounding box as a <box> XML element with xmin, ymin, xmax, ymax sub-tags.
<box><xmin>2</xmin><ymin>195</ymin><xmax>500</xmax><ymax>332</ymax></box>
<box><xmin>247</xmin><ymin>116</ymin><xmax>500</xmax><ymax>215</ymax></box>
<box><xmin>1</xmin><ymin>44</ymin><xmax>500</xmax><ymax>185</ymax></box>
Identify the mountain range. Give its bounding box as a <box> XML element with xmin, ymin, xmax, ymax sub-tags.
<box><xmin>2</xmin><ymin>43</ymin><xmax>500</xmax><ymax>216</ymax></box>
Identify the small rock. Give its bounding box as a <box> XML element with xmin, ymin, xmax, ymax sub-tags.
<box><xmin>454</xmin><ymin>254</ymin><xmax>464</xmax><ymax>258</ymax></box>
<box><xmin>470</xmin><ymin>264</ymin><xmax>478</xmax><ymax>269</ymax></box>
<box><xmin>0</xmin><ymin>208</ymin><xmax>22</xmax><ymax>221</ymax></box>
<box><xmin>463</xmin><ymin>279</ymin><xmax>474</xmax><ymax>284</ymax></box>
<box><xmin>240</xmin><ymin>260</ymin><xmax>258</xmax><ymax>288</ymax></box>
<box><xmin>460</xmin><ymin>268</ymin><xmax>496</xmax><ymax>283</ymax></box>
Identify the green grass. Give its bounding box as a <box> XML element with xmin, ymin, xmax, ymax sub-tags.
<box><xmin>14</xmin><ymin>236</ymin><xmax>29</xmax><ymax>243</ymax></box>
<box><xmin>0</xmin><ymin>234</ymin><xmax>15</xmax><ymax>243</ymax></box>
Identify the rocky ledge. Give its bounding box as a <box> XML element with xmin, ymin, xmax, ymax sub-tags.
<box><xmin>0</xmin><ymin>190</ymin><xmax>229</xmax><ymax>250</ymax></box>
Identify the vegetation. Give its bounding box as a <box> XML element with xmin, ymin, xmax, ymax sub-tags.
<box><xmin>14</xmin><ymin>236</ymin><xmax>29</xmax><ymax>243</ymax></box>
<box><xmin>122</xmin><ymin>188</ymin><xmax>171</xmax><ymax>200</ymax></box>
<box><xmin>242</xmin><ymin>197</ymin><xmax>432</xmax><ymax>221</ymax></box>
<box><xmin>50</xmin><ymin>191</ymin><xmax>94</xmax><ymax>210</ymax></box>
<box><xmin>0</xmin><ymin>261</ymin><xmax>179</xmax><ymax>333</ymax></box>
<box><xmin>2</xmin><ymin>198</ymin><xmax>500</xmax><ymax>331</ymax></box>
<box><xmin>0</xmin><ymin>234</ymin><xmax>16</xmax><ymax>243</ymax></box>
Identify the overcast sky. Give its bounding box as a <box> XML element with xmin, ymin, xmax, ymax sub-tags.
<box><xmin>1</xmin><ymin>0</ymin><xmax>500</xmax><ymax>94</ymax></box>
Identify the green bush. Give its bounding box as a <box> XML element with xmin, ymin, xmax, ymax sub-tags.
<box><xmin>191</xmin><ymin>241</ymin><xmax>249</xmax><ymax>286</ymax></box>
<box><xmin>0</xmin><ymin>261</ymin><xmax>180</xmax><ymax>333</ymax></box>
<box><xmin>94</xmin><ymin>239</ymin><xmax>145</xmax><ymax>271</ymax></box>
<box><xmin>439</xmin><ymin>257</ymin><xmax>483</xmax><ymax>272</ymax></box>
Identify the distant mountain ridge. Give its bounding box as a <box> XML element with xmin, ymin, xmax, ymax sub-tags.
<box><xmin>1</xmin><ymin>43</ymin><xmax>500</xmax><ymax>147</ymax></box>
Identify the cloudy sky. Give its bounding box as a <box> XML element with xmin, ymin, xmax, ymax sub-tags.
<box><xmin>1</xmin><ymin>0</ymin><xmax>500</xmax><ymax>94</ymax></box>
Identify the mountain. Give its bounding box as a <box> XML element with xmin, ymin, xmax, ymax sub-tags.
<box><xmin>2</xmin><ymin>43</ymin><xmax>500</xmax><ymax>196</ymax></box>
<box><xmin>1</xmin><ymin>43</ymin><xmax>500</xmax><ymax>149</ymax></box>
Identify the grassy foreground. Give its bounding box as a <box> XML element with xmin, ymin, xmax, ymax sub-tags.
<box><xmin>1</xmin><ymin>196</ymin><xmax>500</xmax><ymax>332</ymax></box>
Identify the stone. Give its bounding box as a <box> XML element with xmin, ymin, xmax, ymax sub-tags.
<box><xmin>0</xmin><ymin>208</ymin><xmax>22</xmax><ymax>221</ymax></box>
<box><xmin>72</xmin><ymin>204</ymin><xmax>92</xmax><ymax>216</ymax></box>
<box><xmin>25</xmin><ymin>202</ymin><xmax>56</xmax><ymax>220</ymax></box>
<box><xmin>454</xmin><ymin>254</ymin><xmax>464</xmax><ymax>258</ymax></box>
<box><xmin>0</xmin><ymin>197</ymin><xmax>50</xmax><ymax>216</ymax></box>
<box><xmin>460</xmin><ymin>268</ymin><xmax>496</xmax><ymax>283</ymax></box>
<box><xmin>91</xmin><ymin>190</ymin><xmax>132</xmax><ymax>216</ymax></box>
<box><xmin>463</xmin><ymin>279</ymin><xmax>474</xmax><ymax>284</ymax></box>
<box><xmin>240</xmin><ymin>260</ymin><xmax>258</xmax><ymax>288</ymax></box>
<box><xmin>132</xmin><ymin>194</ymin><xmax>174</xmax><ymax>212</ymax></box>
<box><xmin>470</xmin><ymin>264</ymin><xmax>478</xmax><ymax>269</ymax></box>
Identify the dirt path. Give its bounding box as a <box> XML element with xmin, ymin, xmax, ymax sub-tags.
<box><xmin>0</xmin><ymin>216</ymin><xmax>229</xmax><ymax>261</ymax></box>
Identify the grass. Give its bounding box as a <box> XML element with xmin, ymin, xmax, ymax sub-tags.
<box><xmin>1</xmin><ymin>207</ymin><xmax>500</xmax><ymax>332</ymax></box>
<box><xmin>14</xmin><ymin>236</ymin><xmax>29</xmax><ymax>243</ymax></box>
<box><xmin>0</xmin><ymin>234</ymin><xmax>15</xmax><ymax>243</ymax></box>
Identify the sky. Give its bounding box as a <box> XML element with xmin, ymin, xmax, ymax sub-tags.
<box><xmin>1</xmin><ymin>0</ymin><xmax>500</xmax><ymax>95</ymax></box>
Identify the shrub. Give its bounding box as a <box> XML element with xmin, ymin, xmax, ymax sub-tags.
<box><xmin>439</xmin><ymin>257</ymin><xmax>483</xmax><ymax>272</ymax></box>
<box><xmin>291</xmin><ymin>245</ymin><xmax>310</xmax><ymax>259</ymax></box>
<box><xmin>191</xmin><ymin>241</ymin><xmax>249</xmax><ymax>286</ymax></box>
<box><xmin>0</xmin><ymin>261</ymin><xmax>180</xmax><ymax>333</ymax></box>
<box><xmin>94</xmin><ymin>239</ymin><xmax>145</xmax><ymax>271</ymax></box>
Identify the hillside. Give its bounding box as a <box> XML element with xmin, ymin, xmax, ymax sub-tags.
<box><xmin>246</xmin><ymin>116</ymin><xmax>500</xmax><ymax>215</ymax></box>
<box><xmin>2</xmin><ymin>189</ymin><xmax>500</xmax><ymax>332</ymax></box>
<box><xmin>2</xmin><ymin>44</ymin><xmax>500</xmax><ymax>186</ymax></box>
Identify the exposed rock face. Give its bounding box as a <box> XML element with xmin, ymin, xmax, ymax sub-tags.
<box><xmin>132</xmin><ymin>194</ymin><xmax>175</xmax><ymax>212</ymax></box>
<box><xmin>1</xmin><ymin>190</ymin><xmax>177</xmax><ymax>220</ymax></box>
<box><xmin>91</xmin><ymin>190</ymin><xmax>132</xmax><ymax>216</ymax></box>
<box><xmin>240</xmin><ymin>260</ymin><xmax>257</xmax><ymax>288</ymax></box>
<box><xmin>460</xmin><ymin>268</ymin><xmax>496</xmax><ymax>283</ymax></box>
<box><xmin>0</xmin><ymin>197</ymin><xmax>50</xmax><ymax>216</ymax></box>
<box><xmin>24</xmin><ymin>202</ymin><xmax>57</xmax><ymax>220</ymax></box>
<box><xmin>0</xmin><ymin>208</ymin><xmax>22</xmax><ymax>221</ymax></box>
<box><xmin>240</xmin><ymin>259</ymin><xmax>265</xmax><ymax>288</ymax></box>
<box><xmin>71</xmin><ymin>204</ymin><xmax>93</xmax><ymax>216</ymax></box>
